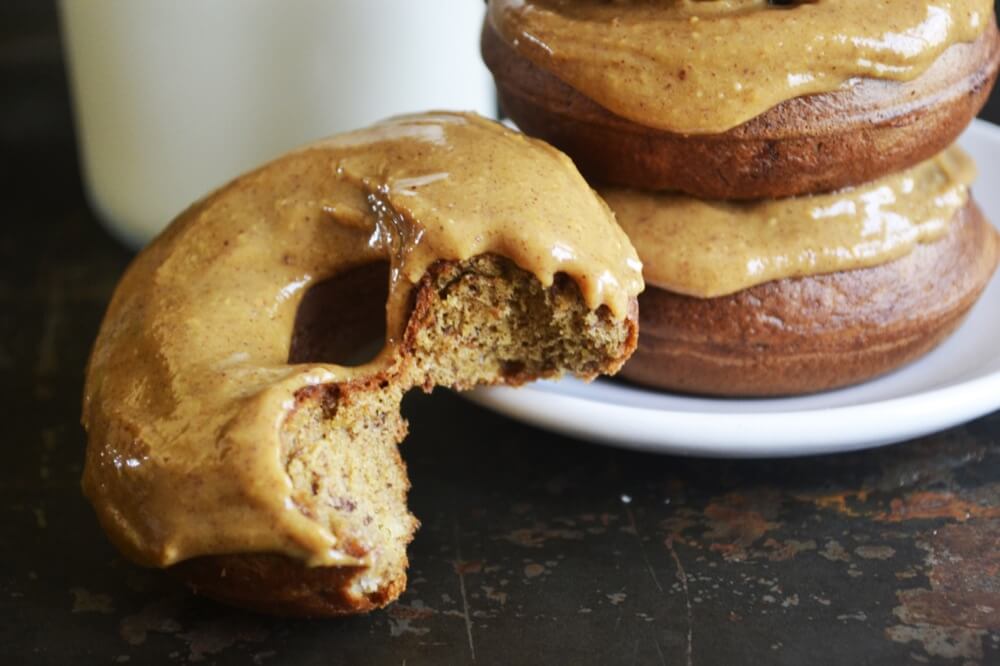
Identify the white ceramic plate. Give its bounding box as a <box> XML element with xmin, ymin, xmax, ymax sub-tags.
<box><xmin>467</xmin><ymin>119</ymin><xmax>1000</xmax><ymax>458</ymax></box>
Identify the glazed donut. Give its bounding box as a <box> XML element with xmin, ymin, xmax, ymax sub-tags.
<box><xmin>620</xmin><ymin>201</ymin><xmax>998</xmax><ymax>396</ymax></box>
<box><xmin>81</xmin><ymin>112</ymin><xmax>643</xmax><ymax>616</ymax></box>
<box><xmin>602</xmin><ymin>144</ymin><xmax>1000</xmax><ymax>396</ymax></box>
<box><xmin>482</xmin><ymin>0</ymin><xmax>1000</xmax><ymax>199</ymax></box>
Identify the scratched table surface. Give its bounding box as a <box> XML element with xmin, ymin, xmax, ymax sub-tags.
<box><xmin>4</xmin><ymin>3</ymin><xmax>1000</xmax><ymax>665</ymax></box>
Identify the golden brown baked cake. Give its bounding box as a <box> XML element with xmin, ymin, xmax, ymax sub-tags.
<box><xmin>81</xmin><ymin>112</ymin><xmax>643</xmax><ymax>616</ymax></box>
<box><xmin>482</xmin><ymin>1</ymin><xmax>1000</xmax><ymax>199</ymax></box>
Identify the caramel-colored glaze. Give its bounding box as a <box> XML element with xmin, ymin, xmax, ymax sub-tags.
<box><xmin>488</xmin><ymin>0</ymin><xmax>995</xmax><ymax>133</ymax></box>
<box><xmin>81</xmin><ymin>112</ymin><xmax>643</xmax><ymax>568</ymax></box>
<box><xmin>604</xmin><ymin>145</ymin><xmax>975</xmax><ymax>298</ymax></box>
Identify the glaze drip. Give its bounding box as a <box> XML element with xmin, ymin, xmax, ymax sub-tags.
<box><xmin>604</xmin><ymin>145</ymin><xmax>975</xmax><ymax>297</ymax></box>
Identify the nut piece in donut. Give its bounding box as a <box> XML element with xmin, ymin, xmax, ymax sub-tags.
<box><xmin>621</xmin><ymin>202</ymin><xmax>999</xmax><ymax>396</ymax></box>
<box><xmin>481</xmin><ymin>15</ymin><xmax>1000</xmax><ymax>199</ymax></box>
<box><xmin>81</xmin><ymin>112</ymin><xmax>643</xmax><ymax>616</ymax></box>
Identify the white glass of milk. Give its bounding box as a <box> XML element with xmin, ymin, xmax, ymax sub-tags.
<box><xmin>60</xmin><ymin>0</ymin><xmax>496</xmax><ymax>248</ymax></box>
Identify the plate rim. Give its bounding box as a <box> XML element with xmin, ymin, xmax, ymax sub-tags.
<box><xmin>465</xmin><ymin>369</ymin><xmax>1000</xmax><ymax>458</ymax></box>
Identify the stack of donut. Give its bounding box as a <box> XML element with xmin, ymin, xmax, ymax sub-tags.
<box><xmin>483</xmin><ymin>0</ymin><xmax>1000</xmax><ymax>395</ymax></box>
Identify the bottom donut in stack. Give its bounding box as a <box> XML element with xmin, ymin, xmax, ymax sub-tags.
<box><xmin>603</xmin><ymin>145</ymin><xmax>1000</xmax><ymax>396</ymax></box>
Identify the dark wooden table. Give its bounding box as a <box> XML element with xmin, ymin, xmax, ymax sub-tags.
<box><xmin>4</xmin><ymin>3</ymin><xmax>1000</xmax><ymax>665</ymax></box>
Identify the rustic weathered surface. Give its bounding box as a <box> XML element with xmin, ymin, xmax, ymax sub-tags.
<box><xmin>2</xmin><ymin>3</ymin><xmax>1000</xmax><ymax>664</ymax></box>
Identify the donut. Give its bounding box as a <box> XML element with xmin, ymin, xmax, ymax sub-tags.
<box><xmin>621</xmin><ymin>201</ymin><xmax>998</xmax><ymax>396</ymax></box>
<box><xmin>603</xmin><ymin>145</ymin><xmax>999</xmax><ymax>396</ymax></box>
<box><xmin>81</xmin><ymin>112</ymin><xmax>643</xmax><ymax>616</ymax></box>
<box><xmin>482</xmin><ymin>0</ymin><xmax>1000</xmax><ymax>199</ymax></box>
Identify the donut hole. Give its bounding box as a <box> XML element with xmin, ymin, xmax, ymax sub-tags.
<box><xmin>288</xmin><ymin>261</ymin><xmax>390</xmax><ymax>366</ymax></box>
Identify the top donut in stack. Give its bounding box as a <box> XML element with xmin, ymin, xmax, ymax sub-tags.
<box><xmin>483</xmin><ymin>0</ymin><xmax>1000</xmax><ymax>396</ymax></box>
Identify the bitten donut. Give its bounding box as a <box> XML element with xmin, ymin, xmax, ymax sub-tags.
<box><xmin>483</xmin><ymin>0</ymin><xmax>1000</xmax><ymax>199</ymax></box>
<box><xmin>605</xmin><ymin>145</ymin><xmax>999</xmax><ymax>396</ymax></box>
<box><xmin>82</xmin><ymin>112</ymin><xmax>643</xmax><ymax>616</ymax></box>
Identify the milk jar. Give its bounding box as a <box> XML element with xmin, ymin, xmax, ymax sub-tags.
<box><xmin>60</xmin><ymin>0</ymin><xmax>495</xmax><ymax>247</ymax></box>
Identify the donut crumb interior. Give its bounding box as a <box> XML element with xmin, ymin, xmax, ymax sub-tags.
<box><xmin>408</xmin><ymin>254</ymin><xmax>631</xmax><ymax>390</ymax></box>
<box><xmin>282</xmin><ymin>381</ymin><xmax>414</xmax><ymax>603</ymax></box>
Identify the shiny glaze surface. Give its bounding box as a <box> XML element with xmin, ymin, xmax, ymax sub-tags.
<box><xmin>604</xmin><ymin>145</ymin><xmax>975</xmax><ymax>297</ymax></box>
<box><xmin>81</xmin><ymin>112</ymin><xmax>643</xmax><ymax>568</ymax></box>
<box><xmin>488</xmin><ymin>0</ymin><xmax>994</xmax><ymax>133</ymax></box>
